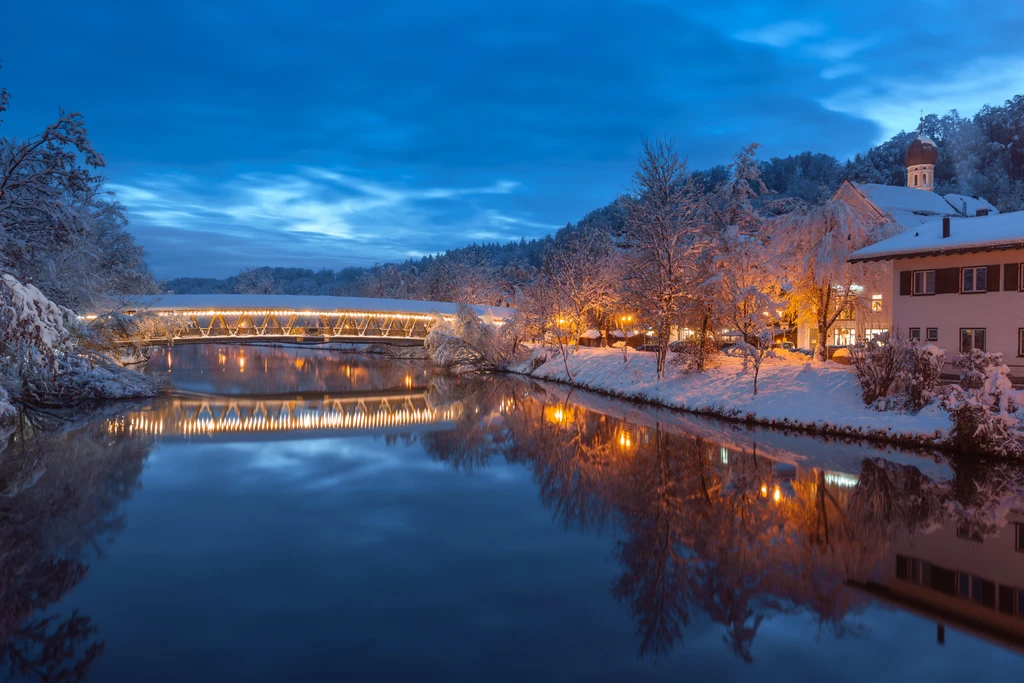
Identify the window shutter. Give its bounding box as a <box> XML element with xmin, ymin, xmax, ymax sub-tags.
<box><xmin>935</xmin><ymin>268</ymin><xmax>960</xmax><ymax>294</ymax></box>
<box><xmin>986</xmin><ymin>265</ymin><xmax>1000</xmax><ymax>291</ymax></box>
<box><xmin>1004</xmin><ymin>263</ymin><xmax>1019</xmax><ymax>291</ymax></box>
<box><xmin>899</xmin><ymin>271</ymin><xmax>912</xmax><ymax>296</ymax></box>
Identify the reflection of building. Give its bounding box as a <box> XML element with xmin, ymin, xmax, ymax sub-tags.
<box><xmin>851</xmin><ymin>513</ymin><xmax>1024</xmax><ymax>652</ymax></box>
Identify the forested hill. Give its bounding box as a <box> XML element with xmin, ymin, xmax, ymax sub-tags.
<box><xmin>164</xmin><ymin>95</ymin><xmax>1024</xmax><ymax>300</ymax></box>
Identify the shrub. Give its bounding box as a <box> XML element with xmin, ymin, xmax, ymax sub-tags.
<box><xmin>669</xmin><ymin>336</ymin><xmax>720</xmax><ymax>373</ymax></box>
<box><xmin>940</xmin><ymin>350</ymin><xmax>1024</xmax><ymax>457</ymax></box>
<box><xmin>850</xmin><ymin>334</ymin><xmax>945</xmax><ymax>413</ymax></box>
<box><xmin>425</xmin><ymin>305</ymin><xmax>526</xmax><ymax>374</ymax></box>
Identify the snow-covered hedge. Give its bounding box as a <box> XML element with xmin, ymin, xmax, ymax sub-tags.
<box><xmin>850</xmin><ymin>336</ymin><xmax>944</xmax><ymax>413</ymax></box>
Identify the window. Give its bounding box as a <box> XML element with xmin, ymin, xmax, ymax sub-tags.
<box><xmin>962</xmin><ymin>266</ymin><xmax>987</xmax><ymax>293</ymax></box>
<box><xmin>871</xmin><ymin>294</ymin><xmax>883</xmax><ymax>312</ymax></box>
<box><xmin>957</xmin><ymin>525</ymin><xmax>983</xmax><ymax>543</ymax></box>
<box><xmin>833</xmin><ymin>328</ymin><xmax>855</xmax><ymax>346</ymax></box>
<box><xmin>1019</xmin><ymin>330</ymin><xmax>1024</xmax><ymax>357</ymax></box>
<box><xmin>864</xmin><ymin>328</ymin><xmax>888</xmax><ymax>342</ymax></box>
<box><xmin>913</xmin><ymin>174</ymin><xmax>919</xmax><ymax>187</ymax></box>
<box><xmin>958</xmin><ymin>572</ymin><xmax>996</xmax><ymax>608</ymax></box>
<box><xmin>913</xmin><ymin>270</ymin><xmax>935</xmax><ymax>295</ymax></box>
<box><xmin>926</xmin><ymin>328</ymin><xmax>938</xmax><ymax>342</ymax></box>
<box><xmin>1017</xmin><ymin>524</ymin><xmax>1024</xmax><ymax>553</ymax></box>
<box><xmin>838</xmin><ymin>303</ymin><xmax>855</xmax><ymax>320</ymax></box>
<box><xmin>961</xmin><ymin>328</ymin><xmax>986</xmax><ymax>353</ymax></box>
<box><xmin>909</xmin><ymin>328</ymin><xmax>921</xmax><ymax>341</ymax></box>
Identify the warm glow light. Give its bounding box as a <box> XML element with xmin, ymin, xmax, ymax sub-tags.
<box><xmin>773</xmin><ymin>486</ymin><xmax>782</xmax><ymax>503</ymax></box>
<box><xmin>760</xmin><ymin>484</ymin><xmax>768</xmax><ymax>497</ymax></box>
<box><xmin>619</xmin><ymin>432</ymin><xmax>632</xmax><ymax>448</ymax></box>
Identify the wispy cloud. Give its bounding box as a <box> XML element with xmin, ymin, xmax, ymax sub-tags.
<box><xmin>735</xmin><ymin>20</ymin><xmax>827</xmax><ymax>49</ymax></box>
<box><xmin>109</xmin><ymin>168</ymin><xmax>550</xmax><ymax>278</ymax></box>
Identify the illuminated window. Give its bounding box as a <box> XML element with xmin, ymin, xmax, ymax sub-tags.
<box><xmin>719</xmin><ymin>447</ymin><xmax>729</xmax><ymax>465</ymax></box>
<box><xmin>961</xmin><ymin>328</ymin><xmax>986</xmax><ymax>353</ymax></box>
<box><xmin>871</xmin><ymin>294</ymin><xmax>883</xmax><ymax>312</ymax></box>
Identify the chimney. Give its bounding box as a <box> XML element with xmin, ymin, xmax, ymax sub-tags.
<box><xmin>962</xmin><ymin>199</ymin><xmax>967</xmax><ymax>216</ymax></box>
<box><xmin>942</xmin><ymin>216</ymin><xmax>951</xmax><ymax>239</ymax></box>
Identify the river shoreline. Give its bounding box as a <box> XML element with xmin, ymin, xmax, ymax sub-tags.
<box><xmin>505</xmin><ymin>347</ymin><xmax>953</xmax><ymax>453</ymax></box>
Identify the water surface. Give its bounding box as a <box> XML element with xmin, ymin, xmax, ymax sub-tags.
<box><xmin>3</xmin><ymin>344</ymin><xmax>1023</xmax><ymax>681</ymax></box>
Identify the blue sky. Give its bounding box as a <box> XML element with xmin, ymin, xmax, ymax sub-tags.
<box><xmin>4</xmin><ymin>0</ymin><xmax>1024</xmax><ymax>278</ymax></box>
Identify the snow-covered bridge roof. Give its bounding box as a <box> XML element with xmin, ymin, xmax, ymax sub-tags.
<box><xmin>122</xmin><ymin>294</ymin><xmax>516</xmax><ymax>320</ymax></box>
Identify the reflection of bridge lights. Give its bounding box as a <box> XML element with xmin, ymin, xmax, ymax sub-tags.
<box><xmin>294</xmin><ymin>358</ymin><xmax>305</xmax><ymax>370</ymax></box>
<box><xmin>239</xmin><ymin>355</ymin><xmax>245</xmax><ymax>372</ymax></box>
<box><xmin>106</xmin><ymin>396</ymin><xmax>461</xmax><ymax>436</ymax></box>
<box><xmin>404</xmin><ymin>375</ymin><xmax>413</xmax><ymax>388</ymax></box>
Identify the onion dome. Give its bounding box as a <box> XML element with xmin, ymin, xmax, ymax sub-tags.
<box><xmin>904</xmin><ymin>134</ymin><xmax>938</xmax><ymax>167</ymax></box>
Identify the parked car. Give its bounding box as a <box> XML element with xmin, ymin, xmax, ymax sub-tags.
<box><xmin>636</xmin><ymin>344</ymin><xmax>661</xmax><ymax>353</ymax></box>
<box><xmin>668</xmin><ymin>340</ymin><xmax>687</xmax><ymax>353</ymax></box>
<box><xmin>773</xmin><ymin>341</ymin><xmax>795</xmax><ymax>351</ymax></box>
<box><xmin>793</xmin><ymin>348</ymin><xmax>814</xmax><ymax>357</ymax></box>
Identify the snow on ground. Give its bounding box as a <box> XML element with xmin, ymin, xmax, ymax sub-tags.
<box><xmin>510</xmin><ymin>347</ymin><xmax>951</xmax><ymax>444</ymax></box>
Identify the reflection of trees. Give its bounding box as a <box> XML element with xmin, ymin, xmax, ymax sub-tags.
<box><xmin>419</xmin><ymin>376</ymin><xmax>1024</xmax><ymax>664</ymax></box>
<box><xmin>0</xmin><ymin>417</ymin><xmax>152</xmax><ymax>681</ymax></box>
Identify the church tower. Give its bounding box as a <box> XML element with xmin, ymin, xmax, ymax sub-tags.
<box><xmin>904</xmin><ymin>122</ymin><xmax>938</xmax><ymax>191</ymax></box>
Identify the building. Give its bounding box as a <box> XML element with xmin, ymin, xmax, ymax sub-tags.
<box><xmin>849</xmin><ymin>211</ymin><xmax>1024</xmax><ymax>379</ymax></box>
<box><xmin>795</xmin><ymin>127</ymin><xmax>999</xmax><ymax>351</ymax></box>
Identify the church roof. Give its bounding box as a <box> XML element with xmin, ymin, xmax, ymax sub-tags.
<box><xmin>904</xmin><ymin>134</ymin><xmax>939</xmax><ymax>166</ymax></box>
<box><xmin>853</xmin><ymin>182</ymin><xmax>959</xmax><ymax>229</ymax></box>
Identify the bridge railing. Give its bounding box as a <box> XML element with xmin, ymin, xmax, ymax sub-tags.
<box><xmin>132</xmin><ymin>308</ymin><xmax>448</xmax><ymax>341</ymax></box>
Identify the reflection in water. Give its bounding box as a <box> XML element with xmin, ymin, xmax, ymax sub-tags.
<box><xmin>107</xmin><ymin>393</ymin><xmax>460</xmax><ymax>436</ymax></box>
<box><xmin>418</xmin><ymin>380</ymin><xmax>1024</xmax><ymax>662</ymax></box>
<box><xmin>0</xmin><ymin>418</ymin><xmax>152</xmax><ymax>681</ymax></box>
<box><xmin>6</xmin><ymin>344</ymin><xmax>1024</xmax><ymax>678</ymax></box>
<box><xmin>147</xmin><ymin>344</ymin><xmax>434</xmax><ymax>396</ymax></box>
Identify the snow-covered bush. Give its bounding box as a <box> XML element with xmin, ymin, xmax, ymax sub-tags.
<box><xmin>0</xmin><ymin>273</ymin><xmax>75</xmax><ymax>398</ymax></box>
<box><xmin>898</xmin><ymin>343</ymin><xmax>945</xmax><ymax>413</ymax></box>
<box><xmin>850</xmin><ymin>335</ymin><xmax>945</xmax><ymax>413</ymax></box>
<box><xmin>670</xmin><ymin>335</ymin><xmax>720</xmax><ymax>373</ymax></box>
<box><xmin>1</xmin><ymin>273</ymin><xmax>160</xmax><ymax>408</ymax></box>
<box><xmin>425</xmin><ymin>305</ymin><xmax>526</xmax><ymax>374</ymax></box>
<box><xmin>940</xmin><ymin>350</ymin><xmax>1024</xmax><ymax>457</ymax></box>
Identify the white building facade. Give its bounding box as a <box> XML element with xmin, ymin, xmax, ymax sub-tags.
<box><xmin>849</xmin><ymin>213</ymin><xmax>1024</xmax><ymax>380</ymax></box>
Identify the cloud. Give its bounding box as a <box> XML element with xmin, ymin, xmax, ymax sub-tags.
<box><xmin>735</xmin><ymin>20</ymin><xmax>827</xmax><ymax>48</ymax></box>
<box><xmin>109</xmin><ymin>168</ymin><xmax>552</xmax><ymax>278</ymax></box>
<box><xmin>821</xmin><ymin>55</ymin><xmax>1024</xmax><ymax>139</ymax></box>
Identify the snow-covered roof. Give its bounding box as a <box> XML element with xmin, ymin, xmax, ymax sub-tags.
<box><xmin>942</xmin><ymin>193</ymin><xmax>999</xmax><ymax>218</ymax></box>
<box><xmin>118</xmin><ymin>294</ymin><xmax>516</xmax><ymax>320</ymax></box>
<box><xmin>849</xmin><ymin>211</ymin><xmax>1024</xmax><ymax>262</ymax></box>
<box><xmin>855</xmin><ymin>183</ymin><xmax>960</xmax><ymax>218</ymax></box>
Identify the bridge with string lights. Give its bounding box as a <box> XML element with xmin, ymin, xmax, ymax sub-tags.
<box><xmin>101</xmin><ymin>294</ymin><xmax>515</xmax><ymax>345</ymax></box>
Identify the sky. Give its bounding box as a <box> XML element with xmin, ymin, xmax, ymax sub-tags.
<box><xmin>4</xmin><ymin>0</ymin><xmax>1024</xmax><ymax>279</ymax></box>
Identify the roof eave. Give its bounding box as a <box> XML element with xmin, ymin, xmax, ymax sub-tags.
<box><xmin>848</xmin><ymin>241</ymin><xmax>1024</xmax><ymax>264</ymax></box>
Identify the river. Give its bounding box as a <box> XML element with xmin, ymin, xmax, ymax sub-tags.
<box><xmin>2</xmin><ymin>344</ymin><xmax>1023</xmax><ymax>681</ymax></box>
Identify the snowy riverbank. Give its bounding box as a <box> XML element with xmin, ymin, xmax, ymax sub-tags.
<box><xmin>508</xmin><ymin>347</ymin><xmax>952</xmax><ymax>447</ymax></box>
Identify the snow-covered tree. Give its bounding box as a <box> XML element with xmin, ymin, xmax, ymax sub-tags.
<box><xmin>424</xmin><ymin>305</ymin><xmax>525</xmax><ymax>374</ymax></box>
<box><xmin>772</xmin><ymin>200</ymin><xmax>894</xmax><ymax>361</ymax></box>
<box><xmin>233</xmin><ymin>266</ymin><xmax>276</xmax><ymax>294</ymax></box>
<box><xmin>0</xmin><ymin>65</ymin><xmax>154</xmax><ymax>310</ymax></box>
<box><xmin>621</xmin><ymin>139</ymin><xmax>711</xmax><ymax>378</ymax></box>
